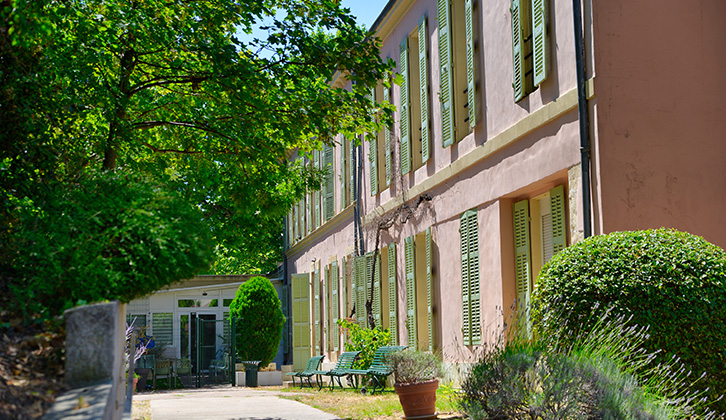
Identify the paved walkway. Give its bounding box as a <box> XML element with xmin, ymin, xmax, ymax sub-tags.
<box><xmin>134</xmin><ymin>386</ymin><xmax>343</xmax><ymax>420</ymax></box>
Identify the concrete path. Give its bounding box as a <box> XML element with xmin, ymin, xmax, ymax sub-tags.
<box><xmin>134</xmin><ymin>386</ymin><xmax>343</xmax><ymax>420</ymax></box>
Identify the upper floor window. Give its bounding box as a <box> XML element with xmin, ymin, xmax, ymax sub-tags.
<box><xmin>511</xmin><ymin>0</ymin><xmax>549</xmax><ymax>101</ymax></box>
<box><xmin>400</xmin><ymin>16</ymin><xmax>431</xmax><ymax>175</ymax></box>
<box><xmin>439</xmin><ymin>0</ymin><xmax>478</xmax><ymax>146</ymax></box>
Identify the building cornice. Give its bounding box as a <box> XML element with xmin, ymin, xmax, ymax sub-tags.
<box><xmin>286</xmin><ymin>203</ymin><xmax>356</xmax><ymax>257</ymax></box>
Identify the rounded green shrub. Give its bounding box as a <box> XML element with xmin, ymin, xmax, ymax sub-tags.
<box><xmin>229</xmin><ymin>276</ymin><xmax>285</xmax><ymax>368</ymax></box>
<box><xmin>532</xmin><ymin>228</ymin><xmax>726</xmax><ymax>410</ymax></box>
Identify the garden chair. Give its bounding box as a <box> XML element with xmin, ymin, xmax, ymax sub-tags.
<box><xmin>209</xmin><ymin>352</ymin><xmax>230</xmax><ymax>383</ymax></box>
<box><xmin>346</xmin><ymin>346</ymin><xmax>407</xmax><ymax>394</ymax></box>
<box><xmin>174</xmin><ymin>358</ymin><xmax>192</xmax><ymax>388</ymax></box>
<box><xmin>311</xmin><ymin>351</ymin><xmax>361</xmax><ymax>390</ymax></box>
<box><xmin>285</xmin><ymin>355</ymin><xmax>324</xmax><ymax>388</ymax></box>
<box><xmin>153</xmin><ymin>359</ymin><xmax>174</xmax><ymax>389</ymax></box>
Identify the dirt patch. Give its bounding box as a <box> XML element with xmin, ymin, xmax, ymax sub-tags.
<box><xmin>0</xmin><ymin>321</ymin><xmax>66</xmax><ymax>419</ymax></box>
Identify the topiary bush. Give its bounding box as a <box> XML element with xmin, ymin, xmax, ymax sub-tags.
<box><xmin>532</xmin><ymin>228</ymin><xmax>726</xmax><ymax>410</ymax></box>
<box><xmin>229</xmin><ymin>276</ymin><xmax>285</xmax><ymax>368</ymax></box>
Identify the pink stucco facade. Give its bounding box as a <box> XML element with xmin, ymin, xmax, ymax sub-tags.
<box><xmin>284</xmin><ymin>0</ymin><xmax>726</xmax><ymax>377</ymax></box>
<box><xmin>590</xmin><ymin>0</ymin><xmax>726</xmax><ymax>246</ymax></box>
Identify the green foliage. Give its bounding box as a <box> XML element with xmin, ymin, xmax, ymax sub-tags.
<box><xmin>1</xmin><ymin>0</ymin><xmax>395</xmax><ymax>320</ymax></box>
<box><xmin>337</xmin><ymin>318</ymin><xmax>390</xmax><ymax>369</ymax></box>
<box><xmin>229</xmin><ymin>276</ymin><xmax>285</xmax><ymax>368</ymax></box>
<box><xmin>6</xmin><ymin>171</ymin><xmax>212</xmax><ymax>318</ymax></box>
<box><xmin>386</xmin><ymin>348</ymin><xmax>442</xmax><ymax>384</ymax></box>
<box><xmin>532</xmin><ymin>228</ymin><xmax>726</xmax><ymax>410</ymax></box>
<box><xmin>460</xmin><ymin>311</ymin><xmax>721</xmax><ymax>420</ymax></box>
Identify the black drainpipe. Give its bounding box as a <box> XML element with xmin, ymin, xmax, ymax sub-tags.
<box><xmin>573</xmin><ymin>0</ymin><xmax>592</xmax><ymax>238</ymax></box>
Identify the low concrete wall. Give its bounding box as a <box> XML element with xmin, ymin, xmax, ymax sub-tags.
<box><xmin>44</xmin><ymin>301</ymin><xmax>130</xmax><ymax>420</ymax></box>
<box><xmin>235</xmin><ymin>370</ymin><xmax>283</xmax><ymax>387</ymax></box>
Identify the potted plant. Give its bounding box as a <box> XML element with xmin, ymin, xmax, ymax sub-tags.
<box><xmin>387</xmin><ymin>348</ymin><xmax>442</xmax><ymax>420</ymax></box>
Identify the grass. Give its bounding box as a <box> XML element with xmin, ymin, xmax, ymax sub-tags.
<box><xmin>131</xmin><ymin>400</ymin><xmax>151</xmax><ymax>420</ymax></box>
<box><xmin>273</xmin><ymin>384</ymin><xmax>463</xmax><ymax>420</ymax></box>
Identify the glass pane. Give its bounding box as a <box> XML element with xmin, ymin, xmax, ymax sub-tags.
<box><xmin>223</xmin><ymin>299</ymin><xmax>233</xmax><ymax>307</ymax></box>
<box><xmin>178</xmin><ymin>298</ymin><xmax>219</xmax><ymax>308</ymax></box>
<box><xmin>180</xmin><ymin>315</ymin><xmax>190</xmax><ymax>359</ymax></box>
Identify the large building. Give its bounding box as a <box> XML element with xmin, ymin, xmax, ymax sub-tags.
<box><xmin>284</xmin><ymin>0</ymin><xmax>726</xmax><ymax>377</ymax></box>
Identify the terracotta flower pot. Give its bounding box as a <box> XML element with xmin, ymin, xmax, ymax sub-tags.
<box><xmin>394</xmin><ymin>378</ymin><xmax>439</xmax><ymax>419</ymax></box>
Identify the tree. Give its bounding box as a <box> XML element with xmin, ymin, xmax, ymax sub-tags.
<box><xmin>1</xmin><ymin>0</ymin><xmax>392</xmax><ymax>319</ymax></box>
<box><xmin>229</xmin><ymin>276</ymin><xmax>285</xmax><ymax>368</ymax></box>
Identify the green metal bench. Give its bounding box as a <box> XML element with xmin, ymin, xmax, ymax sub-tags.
<box><xmin>311</xmin><ymin>351</ymin><xmax>361</xmax><ymax>390</ymax></box>
<box><xmin>346</xmin><ymin>345</ymin><xmax>407</xmax><ymax>394</ymax></box>
<box><xmin>285</xmin><ymin>355</ymin><xmax>324</xmax><ymax>388</ymax></box>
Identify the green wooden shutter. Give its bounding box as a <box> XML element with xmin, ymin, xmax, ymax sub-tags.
<box><xmin>512</xmin><ymin>0</ymin><xmax>533</xmax><ymax>101</ymax></box>
<box><xmin>340</xmin><ymin>137</ymin><xmax>346</xmax><ymax>210</ymax></box>
<box><xmin>460</xmin><ymin>211</ymin><xmax>481</xmax><ymax>346</ymax></box>
<box><xmin>465</xmin><ymin>0</ymin><xmax>476</xmax><ymax>130</ymax></box>
<box><xmin>550</xmin><ymin>185</ymin><xmax>566</xmax><ymax>254</ymax></box>
<box><xmin>513</xmin><ymin>199</ymin><xmax>532</xmax><ymax>335</ymax></box>
<box><xmin>388</xmin><ymin>243</ymin><xmax>397</xmax><ymax>345</ymax></box>
<box><xmin>341</xmin><ymin>257</ymin><xmax>348</xmax><ymax>317</ymax></box>
<box><xmin>438</xmin><ymin>0</ymin><xmax>454</xmax><ymax>147</ymax></box>
<box><xmin>460</xmin><ymin>212</ymin><xmax>472</xmax><ymax>345</ymax></box>
<box><xmin>467</xmin><ymin>211</ymin><xmax>481</xmax><ymax>345</ymax></box>
<box><xmin>368</xmin><ymin>87</ymin><xmax>378</xmax><ymax>196</ymax></box>
<box><xmin>369</xmin><ymin>137</ymin><xmax>378</xmax><ymax>196</ymax></box>
<box><xmin>351</xmin><ymin>257</ymin><xmax>357</xmax><ymax>326</ymax></box>
<box><xmin>355</xmin><ymin>255</ymin><xmax>366</xmax><ymax>328</ymax></box>
<box><xmin>418</xmin><ymin>16</ymin><xmax>430</xmax><ymax>163</ymax></box>
<box><xmin>292</xmin><ymin>273</ymin><xmax>311</xmax><ymax>371</ymax></box>
<box><xmin>425</xmin><ymin>227</ymin><xmax>433</xmax><ymax>351</ymax></box>
<box><xmin>405</xmin><ymin>236</ymin><xmax>417</xmax><ymax>347</ymax></box>
<box><xmin>400</xmin><ymin>38</ymin><xmax>411</xmax><ymax>175</ymax></box>
<box><xmin>383</xmin><ymin>74</ymin><xmax>392</xmax><ymax>186</ymax></box>
<box><xmin>350</xmin><ymin>137</ymin><xmax>356</xmax><ymax>204</ymax></box>
<box><xmin>314</xmin><ymin>150</ymin><xmax>321</xmax><ymax>229</ymax></box>
<box><xmin>511</xmin><ymin>0</ymin><xmax>525</xmax><ymax>101</ymax></box>
<box><xmin>324</xmin><ymin>144</ymin><xmax>334</xmax><ymax>221</ymax></box>
<box><xmin>366</xmin><ymin>252</ymin><xmax>381</xmax><ymax>326</ymax></box>
<box><xmin>532</xmin><ymin>0</ymin><xmax>548</xmax><ymax>86</ymax></box>
<box><xmin>292</xmin><ymin>207</ymin><xmax>298</xmax><ymax>243</ymax></box>
<box><xmin>331</xmin><ymin>261</ymin><xmax>339</xmax><ymax>351</ymax></box>
<box><xmin>314</xmin><ymin>265</ymin><xmax>320</xmax><ymax>354</ymax></box>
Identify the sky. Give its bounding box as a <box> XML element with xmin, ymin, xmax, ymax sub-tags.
<box><xmin>235</xmin><ymin>1</ymin><xmax>389</xmax><ymax>45</ymax></box>
<box><xmin>340</xmin><ymin>0</ymin><xmax>389</xmax><ymax>29</ymax></box>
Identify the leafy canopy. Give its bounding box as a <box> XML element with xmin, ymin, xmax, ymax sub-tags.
<box><xmin>1</xmin><ymin>0</ymin><xmax>393</xmax><ymax>319</ymax></box>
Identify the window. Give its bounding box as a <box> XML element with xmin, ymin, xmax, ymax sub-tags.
<box><xmin>439</xmin><ymin>0</ymin><xmax>477</xmax><ymax>146</ymax></box>
<box><xmin>352</xmin><ymin>251</ymin><xmax>382</xmax><ymax>328</ymax></box>
<box><xmin>511</xmin><ymin>0</ymin><xmax>549</xmax><ymax>101</ymax></box>
<box><xmin>400</xmin><ymin>16</ymin><xmax>431</xmax><ymax>175</ymax></box>
<box><xmin>151</xmin><ymin>313</ymin><xmax>173</xmax><ymax>346</ymax></box>
<box><xmin>126</xmin><ymin>314</ymin><xmax>147</xmax><ymax>332</ymax></box>
<box><xmin>177</xmin><ymin>298</ymin><xmax>218</xmax><ymax>308</ymax></box>
<box><xmin>513</xmin><ymin>185</ymin><xmax>566</xmax><ymax>334</ymax></box>
<box><xmin>460</xmin><ymin>210</ymin><xmax>482</xmax><ymax>345</ymax></box>
<box><xmin>404</xmin><ymin>228</ymin><xmax>434</xmax><ymax>351</ymax></box>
